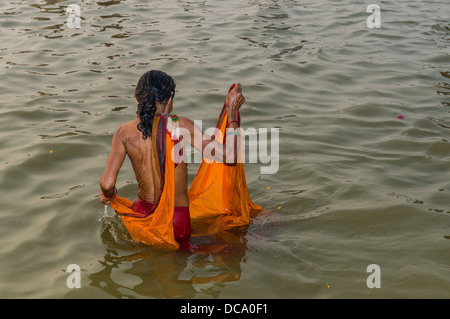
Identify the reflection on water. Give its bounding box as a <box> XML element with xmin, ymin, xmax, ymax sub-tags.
<box><xmin>92</xmin><ymin>215</ymin><xmax>249</xmax><ymax>298</ymax></box>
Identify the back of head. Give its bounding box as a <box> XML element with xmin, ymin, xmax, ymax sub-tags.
<box><xmin>135</xmin><ymin>70</ymin><xmax>176</xmax><ymax>140</ymax></box>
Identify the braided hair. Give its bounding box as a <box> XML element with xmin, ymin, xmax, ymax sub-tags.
<box><xmin>135</xmin><ymin>70</ymin><xmax>176</xmax><ymax>140</ymax></box>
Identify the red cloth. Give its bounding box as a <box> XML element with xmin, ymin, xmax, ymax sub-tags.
<box><xmin>131</xmin><ymin>196</ymin><xmax>191</xmax><ymax>242</ymax></box>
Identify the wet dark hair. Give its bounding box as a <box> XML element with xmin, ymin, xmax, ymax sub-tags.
<box><xmin>135</xmin><ymin>70</ymin><xmax>176</xmax><ymax>140</ymax></box>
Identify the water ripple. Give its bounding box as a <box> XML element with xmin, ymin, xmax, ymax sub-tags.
<box><xmin>0</xmin><ymin>0</ymin><xmax>449</xmax><ymax>298</ymax></box>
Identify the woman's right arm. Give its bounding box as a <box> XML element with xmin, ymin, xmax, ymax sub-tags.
<box><xmin>179</xmin><ymin>84</ymin><xmax>245</xmax><ymax>165</ymax></box>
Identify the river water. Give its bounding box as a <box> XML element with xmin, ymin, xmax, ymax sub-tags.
<box><xmin>0</xmin><ymin>0</ymin><xmax>449</xmax><ymax>298</ymax></box>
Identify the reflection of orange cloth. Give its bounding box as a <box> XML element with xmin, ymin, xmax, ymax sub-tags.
<box><xmin>109</xmin><ymin>85</ymin><xmax>263</xmax><ymax>249</ymax></box>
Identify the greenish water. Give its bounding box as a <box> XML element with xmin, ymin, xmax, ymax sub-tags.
<box><xmin>0</xmin><ymin>0</ymin><xmax>449</xmax><ymax>298</ymax></box>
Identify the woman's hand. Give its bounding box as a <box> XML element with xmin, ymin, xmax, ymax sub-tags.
<box><xmin>99</xmin><ymin>191</ymin><xmax>111</xmax><ymax>205</ymax></box>
<box><xmin>225</xmin><ymin>83</ymin><xmax>245</xmax><ymax>113</ymax></box>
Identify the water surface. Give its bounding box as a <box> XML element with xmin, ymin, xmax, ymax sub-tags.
<box><xmin>0</xmin><ymin>0</ymin><xmax>449</xmax><ymax>298</ymax></box>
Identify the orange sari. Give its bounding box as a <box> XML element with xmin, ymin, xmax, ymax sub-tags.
<box><xmin>188</xmin><ymin>85</ymin><xmax>263</xmax><ymax>235</ymax></box>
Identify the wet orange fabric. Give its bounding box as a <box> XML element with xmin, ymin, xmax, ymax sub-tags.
<box><xmin>188</xmin><ymin>91</ymin><xmax>263</xmax><ymax>234</ymax></box>
<box><xmin>108</xmin><ymin>85</ymin><xmax>263</xmax><ymax>249</ymax></box>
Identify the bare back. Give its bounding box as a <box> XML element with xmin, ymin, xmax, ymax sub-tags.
<box><xmin>107</xmin><ymin>118</ymin><xmax>189</xmax><ymax>207</ymax></box>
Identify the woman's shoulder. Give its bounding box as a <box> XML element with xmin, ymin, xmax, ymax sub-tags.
<box><xmin>115</xmin><ymin>119</ymin><xmax>140</xmax><ymax>139</ymax></box>
<box><xmin>176</xmin><ymin>115</ymin><xmax>194</xmax><ymax>128</ymax></box>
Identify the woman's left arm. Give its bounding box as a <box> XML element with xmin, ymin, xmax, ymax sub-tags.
<box><xmin>99</xmin><ymin>126</ymin><xmax>126</xmax><ymax>204</ymax></box>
